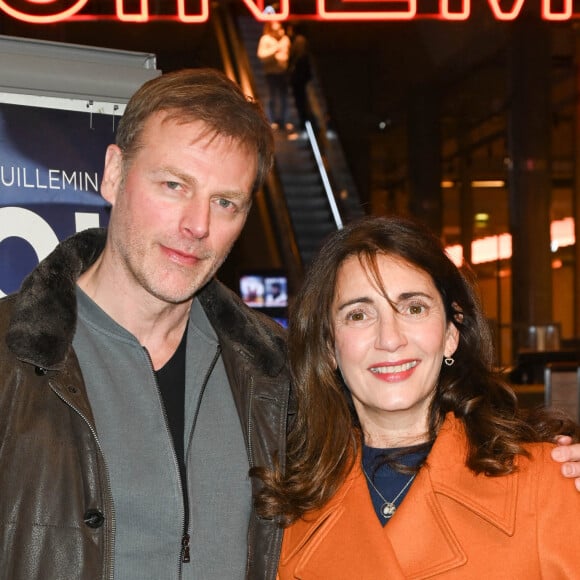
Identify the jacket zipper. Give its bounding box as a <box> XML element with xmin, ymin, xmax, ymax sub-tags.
<box><xmin>246</xmin><ymin>375</ymin><xmax>256</xmax><ymax>469</ymax></box>
<box><xmin>142</xmin><ymin>347</ymin><xmax>192</xmax><ymax>578</ymax></box>
<box><xmin>48</xmin><ymin>379</ymin><xmax>116</xmax><ymax>580</ymax></box>
<box><xmin>187</xmin><ymin>346</ymin><xmax>221</xmax><ymax>451</ymax></box>
<box><xmin>178</xmin><ymin>346</ymin><xmax>221</xmax><ymax>575</ymax></box>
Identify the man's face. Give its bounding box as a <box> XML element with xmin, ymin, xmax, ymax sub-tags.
<box><xmin>101</xmin><ymin>111</ymin><xmax>257</xmax><ymax>306</ymax></box>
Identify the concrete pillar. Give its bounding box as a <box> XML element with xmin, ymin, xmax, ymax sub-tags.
<box><xmin>507</xmin><ymin>14</ymin><xmax>553</xmax><ymax>356</ymax></box>
<box><xmin>573</xmin><ymin>35</ymin><xmax>580</xmax><ymax>337</ymax></box>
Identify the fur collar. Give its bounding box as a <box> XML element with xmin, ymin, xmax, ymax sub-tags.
<box><xmin>6</xmin><ymin>228</ymin><xmax>287</xmax><ymax>376</ymax></box>
<box><xmin>197</xmin><ymin>274</ymin><xmax>287</xmax><ymax>377</ymax></box>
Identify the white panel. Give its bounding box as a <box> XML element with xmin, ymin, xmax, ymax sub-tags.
<box><xmin>0</xmin><ymin>34</ymin><xmax>160</xmax><ymax>103</ymax></box>
<box><xmin>0</xmin><ymin>91</ymin><xmax>126</xmax><ymax>114</ymax></box>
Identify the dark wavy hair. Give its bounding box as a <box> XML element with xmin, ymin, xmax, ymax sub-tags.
<box><xmin>116</xmin><ymin>68</ymin><xmax>274</xmax><ymax>193</ymax></box>
<box><xmin>253</xmin><ymin>215</ymin><xmax>579</xmax><ymax>524</ymax></box>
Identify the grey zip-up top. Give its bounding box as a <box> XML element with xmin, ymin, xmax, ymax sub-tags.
<box><xmin>0</xmin><ymin>228</ymin><xmax>293</xmax><ymax>580</ymax></box>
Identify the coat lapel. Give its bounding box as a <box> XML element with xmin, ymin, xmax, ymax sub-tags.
<box><xmin>280</xmin><ymin>463</ymin><xmax>407</xmax><ymax>579</ymax></box>
<box><xmin>385</xmin><ymin>464</ymin><xmax>468</xmax><ymax>578</ymax></box>
<box><xmin>385</xmin><ymin>414</ymin><xmax>518</xmax><ymax>579</ymax></box>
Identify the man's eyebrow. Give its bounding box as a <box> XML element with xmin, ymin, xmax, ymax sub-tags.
<box><xmin>154</xmin><ymin>166</ymin><xmax>197</xmax><ymax>186</ymax></box>
<box><xmin>154</xmin><ymin>167</ymin><xmax>252</xmax><ymax>199</ymax></box>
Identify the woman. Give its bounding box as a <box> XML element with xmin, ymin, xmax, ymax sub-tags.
<box><xmin>257</xmin><ymin>21</ymin><xmax>291</xmax><ymax>131</ymax></box>
<box><xmin>254</xmin><ymin>215</ymin><xmax>580</xmax><ymax>578</ymax></box>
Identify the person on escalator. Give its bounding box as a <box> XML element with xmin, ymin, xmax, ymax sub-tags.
<box><xmin>287</xmin><ymin>23</ymin><xmax>312</xmax><ymax>141</ymax></box>
<box><xmin>257</xmin><ymin>21</ymin><xmax>291</xmax><ymax>132</ymax></box>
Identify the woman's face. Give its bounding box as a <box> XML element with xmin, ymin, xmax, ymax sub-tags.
<box><xmin>270</xmin><ymin>22</ymin><xmax>284</xmax><ymax>38</ymax></box>
<box><xmin>331</xmin><ymin>254</ymin><xmax>459</xmax><ymax>443</ymax></box>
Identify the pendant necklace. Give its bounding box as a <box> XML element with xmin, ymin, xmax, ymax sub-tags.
<box><xmin>362</xmin><ymin>465</ymin><xmax>416</xmax><ymax>520</ymax></box>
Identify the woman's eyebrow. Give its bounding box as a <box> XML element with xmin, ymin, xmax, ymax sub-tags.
<box><xmin>336</xmin><ymin>296</ymin><xmax>374</xmax><ymax>311</ymax></box>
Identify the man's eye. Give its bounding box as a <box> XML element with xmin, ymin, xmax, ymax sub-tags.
<box><xmin>166</xmin><ymin>181</ymin><xmax>181</xmax><ymax>190</ymax></box>
<box><xmin>218</xmin><ymin>198</ymin><xmax>234</xmax><ymax>209</ymax></box>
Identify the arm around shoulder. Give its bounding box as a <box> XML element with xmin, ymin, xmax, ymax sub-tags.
<box><xmin>535</xmin><ymin>444</ymin><xmax>580</xmax><ymax>576</ymax></box>
<box><xmin>551</xmin><ymin>437</ymin><xmax>580</xmax><ymax>491</ymax></box>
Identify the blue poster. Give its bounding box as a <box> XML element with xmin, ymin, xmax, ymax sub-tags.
<box><xmin>0</xmin><ymin>101</ymin><xmax>114</xmax><ymax>296</ymax></box>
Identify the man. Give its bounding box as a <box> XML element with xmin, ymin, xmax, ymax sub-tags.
<box><xmin>1</xmin><ymin>68</ymin><xmax>580</xmax><ymax>580</ymax></box>
<box><xmin>0</xmin><ymin>69</ymin><xmax>290</xmax><ymax>580</ymax></box>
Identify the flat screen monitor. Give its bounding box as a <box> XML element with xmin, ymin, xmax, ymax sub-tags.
<box><xmin>239</xmin><ymin>270</ymin><xmax>289</xmax><ymax>328</ymax></box>
<box><xmin>239</xmin><ymin>272</ymin><xmax>288</xmax><ymax>309</ymax></box>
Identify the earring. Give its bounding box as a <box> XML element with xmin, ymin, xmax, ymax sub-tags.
<box><xmin>444</xmin><ymin>356</ymin><xmax>455</xmax><ymax>367</ymax></box>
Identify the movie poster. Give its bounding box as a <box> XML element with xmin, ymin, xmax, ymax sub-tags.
<box><xmin>0</xmin><ymin>100</ymin><xmax>115</xmax><ymax>297</ymax></box>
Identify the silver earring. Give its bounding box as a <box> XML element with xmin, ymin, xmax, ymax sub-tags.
<box><xmin>444</xmin><ymin>357</ymin><xmax>455</xmax><ymax>366</ymax></box>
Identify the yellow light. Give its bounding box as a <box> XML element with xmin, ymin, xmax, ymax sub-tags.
<box><xmin>445</xmin><ymin>217</ymin><xmax>575</xmax><ymax>266</ymax></box>
<box><xmin>471</xmin><ymin>180</ymin><xmax>505</xmax><ymax>188</ymax></box>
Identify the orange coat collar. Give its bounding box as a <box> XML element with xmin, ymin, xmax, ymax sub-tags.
<box><xmin>386</xmin><ymin>413</ymin><xmax>519</xmax><ymax>578</ymax></box>
<box><xmin>279</xmin><ymin>414</ymin><xmax>520</xmax><ymax>579</ymax></box>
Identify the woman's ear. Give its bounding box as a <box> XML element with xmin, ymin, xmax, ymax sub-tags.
<box><xmin>445</xmin><ymin>322</ymin><xmax>460</xmax><ymax>359</ymax></box>
<box><xmin>330</xmin><ymin>351</ymin><xmax>337</xmax><ymax>371</ymax></box>
<box><xmin>327</xmin><ymin>340</ymin><xmax>338</xmax><ymax>371</ymax></box>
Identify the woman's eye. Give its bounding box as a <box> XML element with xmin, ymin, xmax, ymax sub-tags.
<box><xmin>346</xmin><ymin>310</ymin><xmax>366</xmax><ymax>322</ymax></box>
<box><xmin>408</xmin><ymin>303</ymin><xmax>426</xmax><ymax>315</ymax></box>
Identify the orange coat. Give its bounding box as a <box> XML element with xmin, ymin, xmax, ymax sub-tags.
<box><xmin>278</xmin><ymin>414</ymin><xmax>580</xmax><ymax>579</ymax></box>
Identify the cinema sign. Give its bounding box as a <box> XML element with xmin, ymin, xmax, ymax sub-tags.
<box><xmin>0</xmin><ymin>0</ymin><xmax>577</xmax><ymax>24</ymax></box>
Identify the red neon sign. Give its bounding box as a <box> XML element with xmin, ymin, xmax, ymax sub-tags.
<box><xmin>1</xmin><ymin>0</ymin><xmax>579</xmax><ymax>24</ymax></box>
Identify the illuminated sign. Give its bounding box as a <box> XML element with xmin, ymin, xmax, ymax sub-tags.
<box><xmin>1</xmin><ymin>0</ymin><xmax>578</xmax><ymax>24</ymax></box>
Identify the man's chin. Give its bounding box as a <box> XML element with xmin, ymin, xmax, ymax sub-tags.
<box><xmin>149</xmin><ymin>275</ymin><xmax>215</xmax><ymax>305</ymax></box>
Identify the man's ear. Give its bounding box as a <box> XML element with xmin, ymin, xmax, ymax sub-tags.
<box><xmin>101</xmin><ymin>145</ymin><xmax>123</xmax><ymax>206</ymax></box>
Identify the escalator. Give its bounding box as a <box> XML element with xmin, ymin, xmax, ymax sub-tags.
<box><xmin>214</xmin><ymin>7</ymin><xmax>364</xmax><ymax>279</ymax></box>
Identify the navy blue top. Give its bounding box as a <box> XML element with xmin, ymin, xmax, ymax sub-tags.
<box><xmin>362</xmin><ymin>443</ymin><xmax>431</xmax><ymax>526</ymax></box>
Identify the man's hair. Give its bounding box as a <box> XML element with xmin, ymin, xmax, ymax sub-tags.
<box><xmin>115</xmin><ymin>68</ymin><xmax>274</xmax><ymax>192</ymax></box>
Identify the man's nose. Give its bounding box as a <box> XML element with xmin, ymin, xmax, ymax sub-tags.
<box><xmin>181</xmin><ymin>197</ymin><xmax>210</xmax><ymax>239</ymax></box>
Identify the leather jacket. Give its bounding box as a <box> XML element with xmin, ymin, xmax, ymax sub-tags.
<box><xmin>0</xmin><ymin>228</ymin><xmax>292</xmax><ymax>580</ymax></box>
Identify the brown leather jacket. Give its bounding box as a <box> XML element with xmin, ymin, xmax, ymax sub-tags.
<box><xmin>0</xmin><ymin>228</ymin><xmax>292</xmax><ymax>580</ymax></box>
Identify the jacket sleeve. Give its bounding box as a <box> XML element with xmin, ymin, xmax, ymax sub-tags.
<box><xmin>535</xmin><ymin>444</ymin><xmax>580</xmax><ymax>576</ymax></box>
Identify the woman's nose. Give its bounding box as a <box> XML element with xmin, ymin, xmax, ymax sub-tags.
<box><xmin>375</xmin><ymin>313</ymin><xmax>407</xmax><ymax>351</ymax></box>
